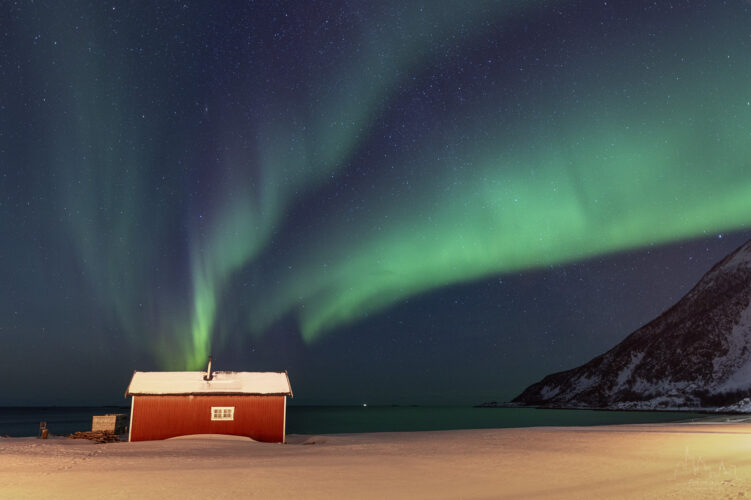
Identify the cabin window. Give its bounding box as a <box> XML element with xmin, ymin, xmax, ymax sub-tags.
<box><xmin>211</xmin><ymin>406</ymin><xmax>235</xmax><ymax>421</ymax></box>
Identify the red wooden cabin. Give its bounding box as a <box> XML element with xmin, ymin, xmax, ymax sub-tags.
<box><xmin>125</xmin><ymin>366</ymin><xmax>293</xmax><ymax>443</ymax></box>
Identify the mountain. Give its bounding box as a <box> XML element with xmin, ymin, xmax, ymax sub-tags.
<box><xmin>513</xmin><ymin>239</ymin><xmax>751</xmax><ymax>410</ymax></box>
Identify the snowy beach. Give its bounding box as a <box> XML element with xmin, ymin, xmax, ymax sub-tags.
<box><xmin>3</xmin><ymin>422</ymin><xmax>751</xmax><ymax>499</ymax></box>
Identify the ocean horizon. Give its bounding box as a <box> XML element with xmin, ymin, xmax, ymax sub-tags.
<box><xmin>0</xmin><ymin>405</ymin><xmax>717</xmax><ymax>438</ymax></box>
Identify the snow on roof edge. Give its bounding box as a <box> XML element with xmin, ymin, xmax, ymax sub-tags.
<box><xmin>125</xmin><ymin>370</ymin><xmax>293</xmax><ymax>397</ymax></box>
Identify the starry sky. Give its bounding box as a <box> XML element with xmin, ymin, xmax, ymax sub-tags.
<box><xmin>2</xmin><ymin>0</ymin><xmax>751</xmax><ymax>405</ymax></box>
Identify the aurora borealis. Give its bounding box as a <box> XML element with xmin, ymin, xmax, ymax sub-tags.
<box><xmin>2</xmin><ymin>1</ymin><xmax>751</xmax><ymax>405</ymax></box>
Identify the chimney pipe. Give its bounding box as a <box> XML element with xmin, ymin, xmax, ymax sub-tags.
<box><xmin>203</xmin><ymin>356</ymin><xmax>213</xmax><ymax>381</ymax></box>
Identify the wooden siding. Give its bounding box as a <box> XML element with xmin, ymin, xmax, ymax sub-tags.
<box><xmin>92</xmin><ymin>414</ymin><xmax>127</xmax><ymax>433</ymax></box>
<box><xmin>130</xmin><ymin>395</ymin><xmax>285</xmax><ymax>443</ymax></box>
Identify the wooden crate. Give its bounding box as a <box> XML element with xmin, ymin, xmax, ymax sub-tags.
<box><xmin>92</xmin><ymin>414</ymin><xmax>128</xmax><ymax>434</ymax></box>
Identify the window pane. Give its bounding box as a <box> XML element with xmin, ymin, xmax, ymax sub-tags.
<box><xmin>210</xmin><ymin>406</ymin><xmax>235</xmax><ymax>421</ymax></box>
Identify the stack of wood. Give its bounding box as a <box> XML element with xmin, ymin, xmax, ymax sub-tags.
<box><xmin>67</xmin><ymin>431</ymin><xmax>120</xmax><ymax>443</ymax></box>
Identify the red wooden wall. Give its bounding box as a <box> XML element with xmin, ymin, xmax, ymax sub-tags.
<box><xmin>130</xmin><ymin>395</ymin><xmax>285</xmax><ymax>443</ymax></box>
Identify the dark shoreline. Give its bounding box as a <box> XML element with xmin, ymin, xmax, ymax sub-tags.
<box><xmin>475</xmin><ymin>402</ymin><xmax>750</xmax><ymax>415</ymax></box>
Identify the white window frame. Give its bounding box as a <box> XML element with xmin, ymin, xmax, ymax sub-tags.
<box><xmin>211</xmin><ymin>406</ymin><xmax>235</xmax><ymax>421</ymax></box>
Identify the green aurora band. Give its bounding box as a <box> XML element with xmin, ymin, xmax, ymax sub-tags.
<box><xmin>182</xmin><ymin>0</ymin><xmax>559</xmax><ymax>366</ymax></box>
<box><xmin>13</xmin><ymin>1</ymin><xmax>751</xmax><ymax>367</ymax></box>
<box><xmin>241</xmin><ymin>3</ymin><xmax>751</xmax><ymax>341</ymax></box>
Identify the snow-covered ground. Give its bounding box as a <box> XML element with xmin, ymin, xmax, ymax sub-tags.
<box><xmin>718</xmin><ymin>398</ymin><xmax>751</xmax><ymax>413</ymax></box>
<box><xmin>3</xmin><ymin>425</ymin><xmax>751</xmax><ymax>499</ymax></box>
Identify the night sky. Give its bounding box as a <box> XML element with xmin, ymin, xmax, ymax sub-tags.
<box><xmin>2</xmin><ymin>1</ymin><xmax>751</xmax><ymax>406</ymax></box>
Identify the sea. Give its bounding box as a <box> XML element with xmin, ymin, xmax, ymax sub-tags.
<box><xmin>0</xmin><ymin>405</ymin><xmax>720</xmax><ymax>438</ymax></box>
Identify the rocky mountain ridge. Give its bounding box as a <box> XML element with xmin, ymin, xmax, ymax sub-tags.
<box><xmin>513</xmin><ymin>239</ymin><xmax>751</xmax><ymax>410</ymax></box>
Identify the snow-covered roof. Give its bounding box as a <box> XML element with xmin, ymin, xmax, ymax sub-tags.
<box><xmin>125</xmin><ymin>371</ymin><xmax>293</xmax><ymax>397</ymax></box>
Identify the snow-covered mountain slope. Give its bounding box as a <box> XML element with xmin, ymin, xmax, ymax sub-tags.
<box><xmin>513</xmin><ymin>239</ymin><xmax>751</xmax><ymax>410</ymax></box>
